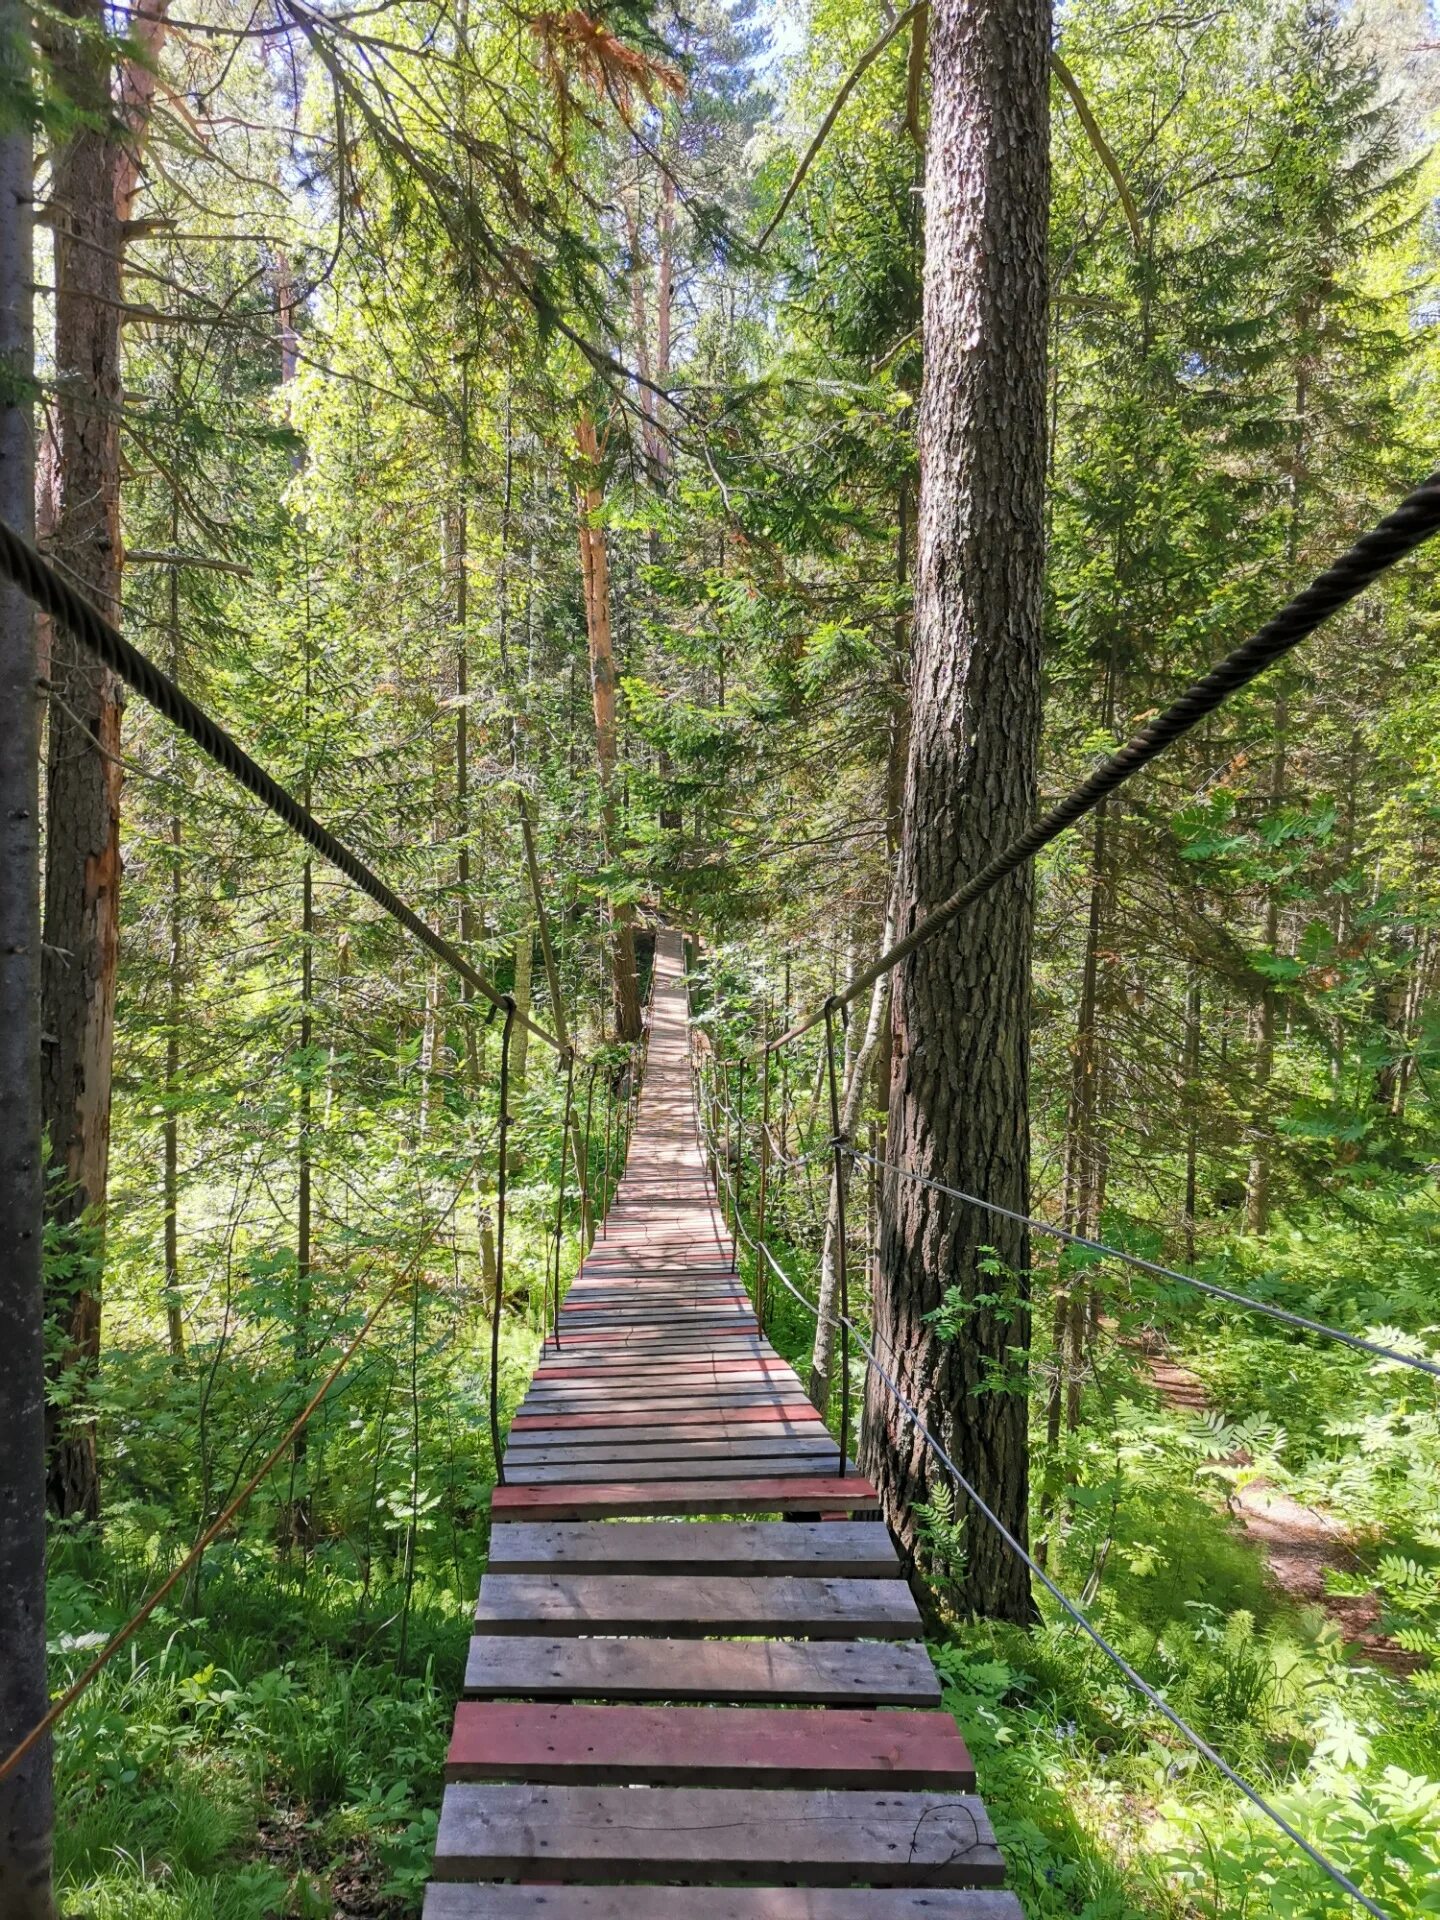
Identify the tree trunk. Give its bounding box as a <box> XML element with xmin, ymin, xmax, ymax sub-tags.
<box><xmin>162</xmin><ymin>773</ymin><xmax>184</xmax><ymax>1360</ymax></box>
<box><xmin>1047</xmin><ymin>799</ymin><xmax>1111</xmax><ymax>1456</ymax></box>
<box><xmin>40</xmin><ymin>0</ymin><xmax>128</xmax><ymax>1524</ymax></box>
<box><xmin>1181</xmin><ymin>966</ymin><xmax>1202</xmax><ymax>1264</ymax></box>
<box><xmin>809</xmin><ymin>903</ymin><xmax>894</xmax><ymax>1411</ymax></box>
<box><xmin>161</xmin><ymin>477</ymin><xmax>184</xmax><ymax>1361</ymax></box>
<box><xmin>861</xmin><ymin>0</ymin><xmax>1049</xmax><ymax>1626</ymax></box>
<box><xmin>511</xmin><ymin>929</ymin><xmax>533</xmax><ymax>1087</ymax></box>
<box><xmin>1245</xmin><ymin>689</ymin><xmax>1288</xmax><ymax>1233</ymax></box>
<box><xmin>575</xmin><ymin>413</ymin><xmax>641</xmax><ymax>1041</ymax></box>
<box><xmin>0</xmin><ymin>16</ymin><xmax>57</xmax><ymax>1897</ymax></box>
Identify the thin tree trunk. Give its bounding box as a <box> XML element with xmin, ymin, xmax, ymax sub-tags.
<box><xmin>1049</xmin><ymin>798</ymin><xmax>1112</xmax><ymax>1451</ymax></box>
<box><xmin>809</xmin><ymin>903</ymin><xmax>894</xmax><ymax>1410</ymax></box>
<box><xmin>862</xmin><ymin>0</ymin><xmax>1048</xmax><ymax>1625</ymax></box>
<box><xmin>576</xmin><ymin>412</ymin><xmax>641</xmax><ymax>1041</ymax></box>
<box><xmin>1182</xmin><ymin>967</ymin><xmax>1202</xmax><ymax>1264</ymax></box>
<box><xmin>0</xmin><ymin>19</ymin><xmax>57</xmax><ymax>1895</ymax></box>
<box><xmin>162</xmin><ymin>785</ymin><xmax>184</xmax><ymax>1354</ymax></box>
<box><xmin>1245</xmin><ymin>690</ymin><xmax>1288</xmax><ymax>1233</ymax></box>
<box><xmin>159</xmin><ymin>459</ymin><xmax>185</xmax><ymax>1360</ymax></box>
<box><xmin>511</xmin><ymin>930</ymin><xmax>533</xmax><ymax>1088</ymax></box>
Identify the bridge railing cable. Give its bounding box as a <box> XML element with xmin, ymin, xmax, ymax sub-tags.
<box><xmin>772</xmin><ymin>468</ymin><xmax>1440</xmax><ymax>1049</ymax></box>
<box><xmin>0</xmin><ymin>520</ymin><xmax>563</xmax><ymax>1055</ymax></box>
<box><xmin>848</xmin><ymin>1148</ymin><xmax>1440</xmax><ymax>1384</ymax></box>
<box><xmin>695</xmin><ymin>1095</ymin><xmax>1394</xmax><ymax>1920</ymax></box>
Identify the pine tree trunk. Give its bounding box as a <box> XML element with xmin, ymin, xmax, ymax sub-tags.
<box><xmin>0</xmin><ymin>13</ymin><xmax>57</xmax><ymax>1895</ymax></box>
<box><xmin>862</xmin><ymin>0</ymin><xmax>1049</xmax><ymax>1625</ymax></box>
<box><xmin>809</xmin><ymin>904</ymin><xmax>894</xmax><ymax>1411</ymax></box>
<box><xmin>1181</xmin><ymin>967</ymin><xmax>1202</xmax><ymax>1264</ymax></box>
<box><xmin>162</xmin><ymin>491</ymin><xmax>184</xmax><ymax>1361</ymax></box>
<box><xmin>511</xmin><ymin>930</ymin><xmax>533</xmax><ymax>1087</ymax></box>
<box><xmin>1048</xmin><ymin>799</ymin><xmax>1111</xmax><ymax>1459</ymax></box>
<box><xmin>575</xmin><ymin>413</ymin><xmax>641</xmax><ymax>1041</ymax></box>
<box><xmin>163</xmin><ymin>809</ymin><xmax>184</xmax><ymax>1361</ymax></box>
<box><xmin>40</xmin><ymin>0</ymin><xmax>127</xmax><ymax>1524</ymax></box>
<box><xmin>1245</xmin><ymin>691</ymin><xmax>1288</xmax><ymax>1233</ymax></box>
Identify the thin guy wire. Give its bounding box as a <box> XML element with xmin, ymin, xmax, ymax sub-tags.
<box><xmin>0</xmin><ymin>520</ymin><xmax>562</xmax><ymax>1054</ymax></box>
<box><xmin>774</xmin><ymin>468</ymin><xmax>1440</xmax><ymax>1048</ymax></box>
<box><xmin>852</xmin><ymin>1150</ymin><xmax>1440</xmax><ymax>1384</ymax></box>
<box><xmin>703</xmin><ymin>1117</ymin><xmax>1391</xmax><ymax>1920</ymax></box>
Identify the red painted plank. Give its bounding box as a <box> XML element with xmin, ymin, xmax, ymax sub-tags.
<box><xmin>445</xmin><ymin>1702</ymin><xmax>974</xmax><ymax>1789</ymax></box>
<box><xmin>490</xmin><ymin>1475</ymin><xmax>881</xmax><ymax>1521</ymax></box>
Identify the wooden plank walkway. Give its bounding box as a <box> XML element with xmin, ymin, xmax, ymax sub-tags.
<box><xmin>426</xmin><ymin>930</ymin><xmax>1021</xmax><ymax>1916</ymax></box>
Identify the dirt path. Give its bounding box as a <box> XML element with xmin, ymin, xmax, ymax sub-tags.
<box><xmin>1146</xmin><ymin>1348</ymin><xmax>1415</xmax><ymax>1670</ymax></box>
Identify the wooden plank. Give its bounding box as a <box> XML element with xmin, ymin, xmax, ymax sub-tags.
<box><xmin>484</xmin><ymin>1521</ymin><xmax>901</xmax><ymax>1578</ymax></box>
<box><xmin>432</xmin><ymin>1784</ymin><xmax>1004</xmax><ymax>1886</ymax></box>
<box><xmin>490</xmin><ymin>1476</ymin><xmax>881</xmax><ymax>1522</ymax></box>
<box><xmin>503</xmin><ymin>1438</ymin><xmax>836</xmax><ymax>1466</ymax></box>
<box><xmin>535</xmin><ymin>1351</ymin><xmax>790</xmax><ymax>1370</ymax></box>
<box><xmin>502</xmin><ymin>1453</ymin><xmax>842</xmax><ymax>1485</ymax></box>
<box><xmin>425</xmin><ymin>1890</ymin><xmax>1025</xmax><ymax>1920</ymax></box>
<box><xmin>509</xmin><ymin>1404</ymin><xmax>820</xmax><ymax>1432</ymax></box>
<box><xmin>530</xmin><ymin>1363</ymin><xmax>793</xmax><ymax>1386</ymax></box>
<box><xmin>518</xmin><ymin>1396</ymin><xmax>808</xmax><ymax>1420</ymax></box>
<box><xmin>506</xmin><ymin>1423</ymin><xmax>828</xmax><ymax>1453</ymax></box>
<box><xmin>474</xmin><ymin>1572</ymin><xmax>920</xmax><ymax>1638</ymax></box>
<box><xmin>445</xmin><ymin>1702</ymin><xmax>974</xmax><ymax>1788</ymax></box>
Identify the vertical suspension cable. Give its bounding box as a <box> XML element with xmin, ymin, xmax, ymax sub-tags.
<box><xmin>601</xmin><ymin>1065</ymin><xmax>614</xmax><ymax>1237</ymax></box>
<box><xmin>580</xmin><ymin>1060</ymin><xmax>599</xmax><ymax>1249</ymax></box>
<box><xmin>823</xmin><ymin>998</ymin><xmax>850</xmax><ymax>1478</ymax></box>
<box><xmin>489</xmin><ymin>999</ymin><xmax>516</xmax><ymax>1486</ymax></box>
<box><xmin>550</xmin><ymin>1050</ymin><xmax>575</xmax><ymax>1350</ymax></box>
<box><xmin>757</xmin><ymin>1006</ymin><xmax>773</xmax><ymax>1328</ymax></box>
<box><xmin>723</xmin><ymin>1059</ymin><xmax>734</xmax><ymax>1235</ymax></box>
<box><xmin>735</xmin><ymin>1055</ymin><xmax>747</xmax><ymax>1224</ymax></box>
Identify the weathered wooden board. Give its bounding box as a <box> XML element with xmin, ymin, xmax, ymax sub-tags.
<box><xmin>504</xmin><ymin>1436</ymin><xmax>836</xmax><ymax>1465</ymax></box>
<box><xmin>489</xmin><ymin>1476</ymin><xmax>881</xmax><ymax>1522</ymax></box>
<box><xmin>483</xmin><ymin>1521</ymin><xmax>900</xmax><ymax>1578</ymax></box>
<box><xmin>509</xmin><ymin>1404</ymin><xmax>821</xmax><ymax>1433</ymax></box>
<box><xmin>474</xmin><ymin>1572</ymin><xmax>921</xmax><ymax>1638</ymax></box>
<box><xmin>461</xmin><ymin>1633</ymin><xmax>942</xmax><ymax>1705</ymax></box>
<box><xmin>518</xmin><ymin>1396</ymin><xmax>808</xmax><ymax>1421</ymax></box>
<box><xmin>445</xmin><ymin>1702</ymin><xmax>974</xmax><ymax>1788</ymax></box>
<box><xmin>432</xmin><ymin>1784</ymin><xmax>1005</xmax><ymax>1886</ymax></box>
<box><xmin>504</xmin><ymin>1441</ymin><xmax>839</xmax><ymax>1477</ymax></box>
<box><xmin>424</xmin><ymin>1890</ymin><xmax>1025</xmax><ymax>1920</ymax></box>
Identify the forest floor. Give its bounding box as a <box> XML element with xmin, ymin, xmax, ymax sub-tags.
<box><xmin>1145</xmin><ymin>1344</ymin><xmax>1415</xmax><ymax>1670</ymax></box>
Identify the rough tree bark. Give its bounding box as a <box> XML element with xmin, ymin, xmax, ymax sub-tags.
<box><xmin>39</xmin><ymin>0</ymin><xmax>171</xmax><ymax>1519</ymax></box>
<box><xmin>0</xmin><ymin>6</ymin><xmax>57</xmax><ymax>1901</ymax></box>
<box><xmin>575</xmin><ymin>413</ymin><xmax>642</xmax><ymax>1041</ymax></box>
<box><xmin>40</xmin><ymin>0</ymin><xmax>127</xmax><ymax>1523</ymax></box>
<box><xmin>861</xmin><ymin>0</ymin><xmax>1049</xmax><ymax>1625</ymax></box>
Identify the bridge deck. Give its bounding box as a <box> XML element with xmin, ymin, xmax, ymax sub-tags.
<box><xmin>426</xmin><ymin>931</ymin><xmax>1020</xmax><ymax>1916</ymax></box>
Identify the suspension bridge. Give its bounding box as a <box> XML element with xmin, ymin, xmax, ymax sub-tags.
<box><xmin>429</xmin><ymin>930</ymin><xmax>1018</xmax><ymax>1912</ymax></box>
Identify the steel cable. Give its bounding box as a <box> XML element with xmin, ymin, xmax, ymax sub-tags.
<box><xmin>775</xmin><ymin>468</ymin><xmax>1440</xmax><ymax>1047</ymax></box>
<box><xmin>0</xmin><ymin>520</ymin><xmax>562</xmax><ymax>1054</ymax></box>
<box><xmin>852</xmin><ymin>1148</ymin><xmax>1440</xmax><ymax>1383</ymax></box>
